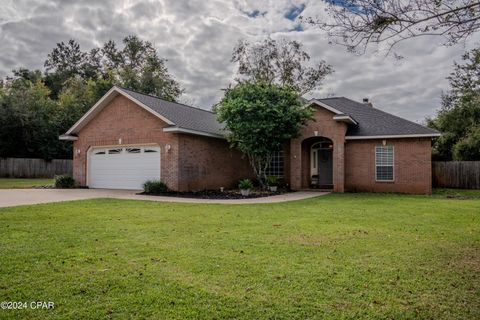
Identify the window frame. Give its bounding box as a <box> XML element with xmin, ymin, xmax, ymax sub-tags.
<box><xmin>266</xmin><ymin>150</ymin><xmax>284</xmax><ymax>178</ymax></box>
<box><xmin>107</xmin><ymin>148</ymin><xmax>123</xmax><ymax>155</ymax></box>
<box><xmin>126</xmin><ymin>147</ymin><xmax>141</xmax><ymax>154</ymax></box>
<box><xmin>143</xmin><ymin>147</ymin><xmax>160</xmax><ymax>153</ymax></box>
<box><xmin>375</xmin><ymin>145</ymin><xmax>394</xmax><ymax>182</ymax></box>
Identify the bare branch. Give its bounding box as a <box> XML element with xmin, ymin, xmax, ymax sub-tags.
<box><xmin>303</xmin><ymin>0</ymin><xmax>480</xmax><ymax>56</ymax></box>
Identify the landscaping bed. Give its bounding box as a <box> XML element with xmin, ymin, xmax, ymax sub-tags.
<box><xmin>141</xmin><ymin>188</ymin><xmax>292</xmax><ymax>199</ymax></box>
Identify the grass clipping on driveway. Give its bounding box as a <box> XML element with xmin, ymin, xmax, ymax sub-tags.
<box><xmin>0</xmin><ymin>193</ymin><xmax>479</xmax><ymax>319</ymax></box>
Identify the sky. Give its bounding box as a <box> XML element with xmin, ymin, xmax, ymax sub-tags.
<box><xmin>0</xmin><ymin>0</ymin><xmax>478</xmax><ymax>123</ymax></box>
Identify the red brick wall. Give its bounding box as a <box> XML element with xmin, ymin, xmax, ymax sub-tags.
<box><xmin>72</xmin><ymin>94</ymin><xmax>433</xmax><ymax>193</ymax></box>
<box><xmin>177</xmin><ymin>134</ymin><xmax>254</xmax><ymax>191</ymax></box>
<box><xmin>344</xmin><ymin>138</ymin><xmax>432</xmax><ymax>194</ymax></box>
<box><xmin>72</xmin><ymin>94</ymin><xmax>253</xmax><ymax>191</ymax></box>
<box><xmin>289</xmin><ymin>106</ymin><xmax>348</xmax><ymax>192</ymax></box>
<box><xmin>73</xmin><ymin>95</ymin><xmax>180</xmax><ymax>189</ymax></box>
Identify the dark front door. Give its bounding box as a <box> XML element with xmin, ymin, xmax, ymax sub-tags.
<box><xmin>317</xmin><ymin>149</ymin><xmax>333</xmax><ymax>187</ymax></box>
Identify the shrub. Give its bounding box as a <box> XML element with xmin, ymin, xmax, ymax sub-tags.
<box><xmin>238</xmin><ymin>179</ymin><xmax>253</xmax><ymax>190</ymax></box>
<box><xmin>266</xmin><ymin>176</ymin><xmax>278</xmax><ymax>186</ymax></box>
<box><xmin>143</xmin><ymin>180</ymin><xmax>168</xmax><ymax>194</ymax></box>
<box><xmin>54</xmin><ymin>175</ymin><xmax>75</xmax><ymax>188</ymax></box>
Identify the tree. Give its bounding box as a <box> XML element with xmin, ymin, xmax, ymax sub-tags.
<box><xmin>216</xmin><ymin>81</ymin><xmax>313</xmax><ymax>186</ymax></box>
<box><xmin>304</xmin><ymin>0</ymin><xmax>480</xmax><ymax>55</ymax></box>
<box><xmin>427</xmin><ymin>48</ymin><xmax>480</xmax><ymax>160</ymax></box>
<box><xmin>0</xmin><ymin>78</ymin><xmax>60</xmax><ymax>159</ymax></box>
<box><xmin>0</xmin><ymin>34</ymin><xmax>184</xmax><ymax>160</ymax></box>
<box><xmin>44</xmin><ymin>36</ymin><xmax>183</xmax><ymax>101</ymax></box>
<box><xmin>232</xmin><ymin>38</ymin><xmax>333</xmax><ymax>94</ymax></box>
<box><xmin>45</xmin><ymin>39</ymin><xmax>88</xmax><ymax>77</ymax></box>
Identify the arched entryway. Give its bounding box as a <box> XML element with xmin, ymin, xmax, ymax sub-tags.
<box><xmin>301</xmin><ymin>137</ymin><xmax>334</xmax><ymax>189</ymax></box>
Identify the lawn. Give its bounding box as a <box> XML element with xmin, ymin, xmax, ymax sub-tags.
<box><xmin>0</xmin><ymin>193</ymin><xmax>479</xmax><ymax>319</ymax></box>
<box><xmin>0</xmin><ymin>178</ymin><xmax>53</xmax><ymax>189</ymax></box>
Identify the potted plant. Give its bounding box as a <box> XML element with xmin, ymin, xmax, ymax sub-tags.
<box><xmin>238</xmin><ymin>179</ymin><xmax>253</xmax><ymax>196</ymax></box>
<box><xmin>266</xmin><ymin>176</ymin><xmax>278</xmax><ymax>192</ymax></box>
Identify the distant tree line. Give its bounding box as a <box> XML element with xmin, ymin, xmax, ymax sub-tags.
<box><xmin>0</xmin><ymin>35</ymin><xmax>183</xmax><ymax>159</ymax></box>
<box><xmin>0</xmin><ymin>30</ymin><xmax>478</xmax><ymax>162</ymax></box>
<box><xmin>428</xmin><ymin>48</ymin><xmax>480</xmax><ymax>161</ymax></box>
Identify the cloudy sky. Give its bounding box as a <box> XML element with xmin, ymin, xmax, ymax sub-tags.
<box><xmin>1</xmin><ymin>0</ymin><xmax>478</xmax><ymax>122</ymax></box>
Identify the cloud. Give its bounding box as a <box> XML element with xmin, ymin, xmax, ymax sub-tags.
<box><xmin>0</xmin><ymin>0</ymin><xmax>478</xmax><ymax>122</ymax></box>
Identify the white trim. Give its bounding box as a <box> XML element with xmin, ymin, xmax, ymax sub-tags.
<box><xmin>59</xmin><ymin>134</ymin><xmax>78</xmax><ymax>141</ymax></box>
<box><xmin>345</xmin><ymin>133</ymin><xmax>441</xmax><ymax>140</ymax></box>
<box><xmin>163</xmin><ymin>126</ymin><xmax>224</xmax><ymax>139</ymax></box>
<box><xmin>66</xmin><ymin>86</ymin><xmax>117</xmax><ymax>135</ymax></box>
<box><xmin>65</xmin><ymin>86</ymin><xmax>175</xmax><ymax>135</ymax></box>
<box><xmin>332</xmin><ymin>114</ymin><xmax>358</xmax><ymax>125</ymax></box>
<box><xmin>309</xmin><ymin>100</ymin><xmax>359</xmax><ymax>125</ymax></box>
<box><xmin>308</xmin><ymin>99</ymin><xmax>344</xmax><ymax>115</ymax></box>
<box><xmin>375</xmin><ymin>145</ymin><xmax>395</xmax><ymax>182</ymax></box>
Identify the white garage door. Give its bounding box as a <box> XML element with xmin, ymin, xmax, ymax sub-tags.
<box><xmin>88</xmin><ymin>146</ymin><xmax>161</xmax><ymax>190</ymax></box>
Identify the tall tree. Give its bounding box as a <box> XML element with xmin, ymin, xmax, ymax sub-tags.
<box><xmin>0</xmin><ymin>35</ymin><xmax>184</xmax><ymax>160</ymax></box>
<box><xmin>44</xmin><ymin>36</ymin><xmax>183</xmax><ymax>101</ymax></box>
<box><xmin>216</xmin><ymin>81</ymin><xmax>314</xmax><ymax>186</ymax></box>
<box><xmin>232</xmin><ymin>38</ymin><xmax>333</xmax><ymax>94</ymax></box>
<box><xmin>0</xmin><ymin>78</ymin><xmax>60</xmax><ymax>159</ymax></box>
<box><xmin>428</xmin><ymin>48</ymin><xmax>480</xmax><ymax>160</ymax></box>
<box><xmin>304</xmin><ymin>0</ymin><xmax>480</xmax><ymax>55</ymax></box>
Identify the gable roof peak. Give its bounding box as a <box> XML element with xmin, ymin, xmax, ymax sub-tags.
<box><xmin>312</xmin><ymin>96</ymin><xmax>440</xmax><ymax>138</ymax></box>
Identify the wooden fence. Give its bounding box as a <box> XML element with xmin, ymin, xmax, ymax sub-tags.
<box><xmin>432</xmin><ymin>161</ymin><xmax>480</xmax><ymax>189</ymax></box>
<box><xmin>0</xmin><ymin>158</ymin><xmax>72</xmax><ymax>178</ymax></box>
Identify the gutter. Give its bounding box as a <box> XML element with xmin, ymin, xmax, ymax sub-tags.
<box><xmin>163</xmin><ymin>126</ymin><xmax>225</xmax><ymax>139</ymax></box>
<box><xmin>345</xmin><ymin>133</ymin><xmax>441</xmax><ymax>140</ymax></box>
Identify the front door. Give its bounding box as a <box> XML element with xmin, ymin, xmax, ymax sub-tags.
<box><xmin>317</xmin><ymin>148</ymin><xmax>333</xmax><ymax>186</ymax></box>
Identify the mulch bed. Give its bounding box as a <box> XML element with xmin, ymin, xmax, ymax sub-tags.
<box><xmin>140</xmin><ymin>188</ymin><xmax>292</xmax><ymax>199</ymax></box>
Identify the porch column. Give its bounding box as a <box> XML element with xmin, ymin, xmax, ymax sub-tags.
<box><xmin>290</xmin><ymin>138</ymin><xmax>302</xmax><ymax>189</ymax></box>
<box><xmin>333</xmin><ymin>140</ymin><xmax>345</xmax><ymax>192</ymax></box>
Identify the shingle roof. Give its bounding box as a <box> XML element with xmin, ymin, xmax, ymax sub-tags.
<box><xmin>119</xmin><ymin>87</ymin><xmax>225</xmax><ymax>136</ymax></box>
<box><xmin>315</xmin><ymin>97</ymin><xmax>440</xmax><ymax>137</ymax></box>
<box><xmin>119</xmin><ymin>88</ymin><xmax>439</xmax><ymax>139</ymax></box>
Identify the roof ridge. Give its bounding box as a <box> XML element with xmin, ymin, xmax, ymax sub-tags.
<box><xmin>118</xmin><ymin>86</ymin><xmax>215</xmax><ymax>115</ymax></box>
<box><xmin>316</xmin><ymin>96</ymin><xmax>346</xmax><ymax>100</ymax></box>
<box><xmin>340</xmin><ymin>97</ymin><xmax>433</xmax><ymax>129</ymax></box>
<box><xmin>322</xmin><ymin>96</ymin><xmax>434</xmax><ymax>129</ymax></box>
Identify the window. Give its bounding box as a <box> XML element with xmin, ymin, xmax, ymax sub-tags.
<box><xmin>108</xmin><ymin>148</ymin><xmax>122</xmax><ymax>154</ymax></box>
<box><xmin>144</xmin><ymin>147</ymin><xmax>159</xmax><ymax>153</ymax></box>
<box><xmin>266</xmin><ymin>150</ymin><xmax>284</xmax><ymax>178</ymax></box>
<box><xmin>375</xmin><ymin>146</ymin><xmax>394</xmax><ymax>181</ymax></box>
<box><xmin>126</xmin><ymin>148</ymin><xmax>141</xmax><ymax>154</ymax></box>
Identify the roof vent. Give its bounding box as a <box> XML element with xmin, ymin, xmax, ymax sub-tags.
<box><xmin>363</xmin><ymin>98</ymin><xmax>373</xmax><ymax>107</ymax></box>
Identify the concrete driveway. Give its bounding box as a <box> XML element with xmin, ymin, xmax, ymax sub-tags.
<box><xmin>0</xmin><ymin>189</ymin><xmax>328</xmax><ymax>208</ymax></box>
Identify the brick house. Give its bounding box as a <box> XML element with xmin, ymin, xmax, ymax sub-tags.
<box><xmin>60</xmin><ymin>86</ymin><xmax>440</xmax><ymax>193</ymax></box>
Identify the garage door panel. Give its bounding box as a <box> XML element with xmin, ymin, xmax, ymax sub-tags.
<box><xmin>89</xmin><ymin>146</ymin><xmax>161</xmax><ymax>190</ymax></box>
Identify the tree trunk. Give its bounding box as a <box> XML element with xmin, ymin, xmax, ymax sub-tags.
<box><xmin>248</xmin><ymin>153</ymin><xmax>272</xmax><ymax>189</ymax></box>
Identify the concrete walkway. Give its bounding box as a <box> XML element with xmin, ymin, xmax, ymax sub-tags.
<box><xmin>0</xmin><ymin>189</ymin><xmax>328</xmax><ymax>208</ymax></box>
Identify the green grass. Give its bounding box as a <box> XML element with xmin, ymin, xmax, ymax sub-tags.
<box><xmin>0</xmin><ymin>178</ymin><xmax>53</xmax><ymax>189</ymax></box>
<box><xmin>0</xmin><ymin>193</ymin><xmax>479</xmax><ymax>319</ymax></box>
<box><xmin>433</xmin><ymin>188</ymin><xmax>480</xmax><ymax>199</ymax></box>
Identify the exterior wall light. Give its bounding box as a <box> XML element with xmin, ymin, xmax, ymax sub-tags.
<box><xmin>314</xmin><ymin>131</ymin><xmax>319</xmax><ymax>136</ymax></box>
<box><xmin>165</xmin><ymin>144</ymin><xmax>171</xmax><ymax>152</ymax></box>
